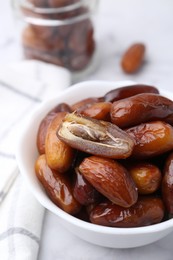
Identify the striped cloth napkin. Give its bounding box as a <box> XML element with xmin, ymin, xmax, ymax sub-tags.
<box><xmin>0</xmin><ymin>60</ymin><xmax>71</xmax><ymax>260</ymax></box>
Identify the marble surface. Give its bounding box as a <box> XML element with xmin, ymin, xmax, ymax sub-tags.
<box><xmin>1</xmin><ymin>0</ymin><xmax>173</xmax><ymax>259</ymax></box>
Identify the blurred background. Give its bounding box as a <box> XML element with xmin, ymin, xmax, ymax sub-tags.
<box><xmin>1</xmin><ymin>0</ymin><xmax>173</xmax><ymax>87</ymax></box>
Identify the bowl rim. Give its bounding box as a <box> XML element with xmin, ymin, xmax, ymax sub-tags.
<box><xmin>16</xmin><ymin>80</ymin><xmax>173</xmax><ymax>235</ymax></box>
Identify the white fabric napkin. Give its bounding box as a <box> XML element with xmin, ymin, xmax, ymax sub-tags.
<box><xmin>0</xmin><ymin>60</ymin><xmax>71</xmax><ymax>260</ymax></box>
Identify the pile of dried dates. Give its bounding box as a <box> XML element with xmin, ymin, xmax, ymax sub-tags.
<box><xmin>22</xmin><ymin>0</ymin><xmax>95</xmax><ymax>71</ymax></box>
<box><xmin>35</xmin><ymin>84</ymin><xmax>173</xmax><ymax>227</ymax></box>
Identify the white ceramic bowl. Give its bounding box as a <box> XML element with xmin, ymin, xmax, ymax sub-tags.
<box><xmin>16</xmin><ymin>80</ymin><xmax>173</xmax><ymax>248</ymax></box>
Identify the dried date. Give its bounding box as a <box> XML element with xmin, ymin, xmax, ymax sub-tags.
<box><xmin>104</xmin><ymin>84</ymin><xmax>159</xmax><ymax>103</ymax></box>
<box><xmin>162</xmin><ymin>152</ymin><xmax>173</xmax><ymax>214</ymax></box>
<box><xmin>90</xmin><ymin>197</ymin><xmax>164</xmax><ymax>227</ymax></box>
<box><xmin>35</xmin><ymin>154</ymin><xmax>81</xmax><ymax>214</ymax></box>
<box><xmin>45</xmin><ymin>112</ymin><xmax>74</xmax><ymax>172</ymax></box>
<box><xmin>37</xmin><ymin>103</ymin><xmax>71</xmax><ymax>154</ymax></box>
<box><xmin>78</xmin><ymin>156</ymin><xmax>138</xmax><ymax>208</ymax></box>
<box><xmin>126</xmin><ymin>121</ymin><xmax>173</xmax><ymax>159</ymax></box>
<box><xmin>111</xmin><ymin>93</ymin><xmax>173</xmax><ymax>128</ymax></box>
<box><xmin>128</xmin><ymin>162</ymin><xmax>162</xmax><ymax>194</ymax></box>
<box><xmin>73</xmin><ymin>167</ymin><xmax>100</xmax><ymax>205</ymax></box>
<box><xmin>77</xmin><ymin>102</ymin><xmax>112</xmax><ymax>120</ymax></box>
<box><xmin>121</xmin><ymin>43</ymin><xmax>145</xmax><ymax>74</ymax></box>
<box><xmin>71</xmin><ymin>97</ymin><xmax>103</xmax><ymax>111</ymax></box>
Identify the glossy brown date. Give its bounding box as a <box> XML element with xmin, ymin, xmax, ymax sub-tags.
<box><xmin>71</xmin><ymin>97</ymin><xmax>103</xmax><ymax>111</ymax></box>
<box><xmin>121</xmin><ymin>43</ymin><xmax>145</xmax><ymax>74</ymax></box>
<box><xmin>57</xmin><ymin>113</ymin><xmax>134</xmax><ymax>159</ymax></box>
<box><xmin>111</xmin><ymin>93</ymin><xmax>173</xmax><ymax>128</ymax></box>
<box><xmin>90</xmin><ymin>197</ymin><xmax>164</xmax><ymax>227</ymax></box>
<box><xmin>79</xmin><ymin>156</ymin><xmax>138</xmax><ymax>208</ymax></box>
<box><xmin>126</xmin><ymin>121</ymin><xmax>173</xmax><ymax>159</ymax></box>
<box><xmin>37</xmin><ymin>103</ymin><xmax>71</xmax><ymax>154</ymax></box>
<box><xmin>73</xmin><ymin>167</ymin><xmax>100</xmax><ymax>205</ymax></box>
<box><xmin>162</xmin><ymin>152</ymin><xmax>173</xmax><ymax>214</ymax></box>
<box><xmin>35</xmin><ymin>154</ymin><xmax>81</xmax><ymax>214</ymax></box>
<box><xmin>128</xmin><ymin>162</ymin><xmax>162</xmax><ymax>194</ymax></box>
<box><xmin>104</xmin><ymin>84</ymin><xmax>159</xmax><ymax>103</ymax></box>
<box><xmin>78</xmin><ymin>102</ymin><xmax>112</xmax><ymax>120</ymax></box>
<box><xmin>45</xmin><ymin>112</ymin><xmax>74</xmax><ymax>172</ymax></box>
<box><xmin>35</xmin><ymin>84</ymin><xmax>173</xmax><ymax>226</ymax></box>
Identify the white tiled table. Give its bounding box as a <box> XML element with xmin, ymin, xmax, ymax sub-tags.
<box><xmin>1</xmin><ymin>1</ymin><xmax>173</xmax><ymax>259</ymax></box>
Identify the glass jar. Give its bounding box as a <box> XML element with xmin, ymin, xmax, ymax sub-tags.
<box><xmin>12</xmin><ymin>0</ymin><xmax>99</xmax><ymax>78</ymax></box>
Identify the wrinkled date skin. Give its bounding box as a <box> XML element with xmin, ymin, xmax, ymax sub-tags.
<box><xmin>126</xmin><ymin>121</ymin><xmax>173</xmax><ymax>159</ymax></box>
<box><xmin>35</xmin><ymin>154</ymin><xmax>81</xmax><ymax>214</ymax></box>
<box><xmin>78</xmin><ymin>156</ymin><xmax>138</xmax><ymax>208</ymax></box>
<box><xmin>34</xmin><ymin>85</ymin><xmax>173</xmax><ymax>227</ymax></box>
<box><xmin>104</xmin><ymin>84</ymin><xmax>159</xmax><ymax>103</ymax></box>
<box><xmin>45</xmin><ymin>112</ymin><xmax>74</xmax><ymax>172</ymax></box>
<box><xmin>111</xmin><ymin>93</ymin><xmax>173</xmax><ymax>128</ymax></box>
<box><xmin>128</xmin><ymin>162</ymin><xmax>162</xmax><ymax>194</ymax></box>
<box><xmin>37</xmin><ymin>103</ymin><xmax>71</xmax><ymax>154</ymax></box>
<box><xmin>57</xmin><ymin>113</ymin><xmax>134</xmax><ymax>159</ymax></box>
<box><xmin>73</xmin><ymin>167</ymin><xmax>100</xmax><ymax>206</ymax></box>
<box><xmin>90</xmin><ymin>197</ymin><xmax>164</xmax><ymax>227</ymax></box>
<box><xmin>162</xmin><ymin>152</ymin><xmax>173</xmax><ymax>214</ymax></box>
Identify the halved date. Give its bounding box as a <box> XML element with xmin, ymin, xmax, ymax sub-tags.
<box><xmin>78</xmin><ymin>156</ymin><xmax>138</xmax><ymax>208</ymax></box>
<box><xmin>111</xmin><ymin>93</ymin><xmax>173</xmax><ymax>128</ymax></box>
<box><xmin>104</xmin><ymin>84</ymin><xmax>159</xmax><ymax>103</ymax></box>
<box><xmin>90</xmin><ymin>197</ymin><xmax>164</xmax><ymax>227</ymax></box>
<box><xmin>57</xmin><ymin>113</ymin><xmax>134</xmax><ymax>159</ymax></box>
<box><xmin>126</xmin><ymin>121</ymin><xmax>173</xmax><ymax>158</ymax></box>
<box><xmin>35</xmin><ymin>154</ymin><xmax>81</xmax><ymax>215</ymax></box>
